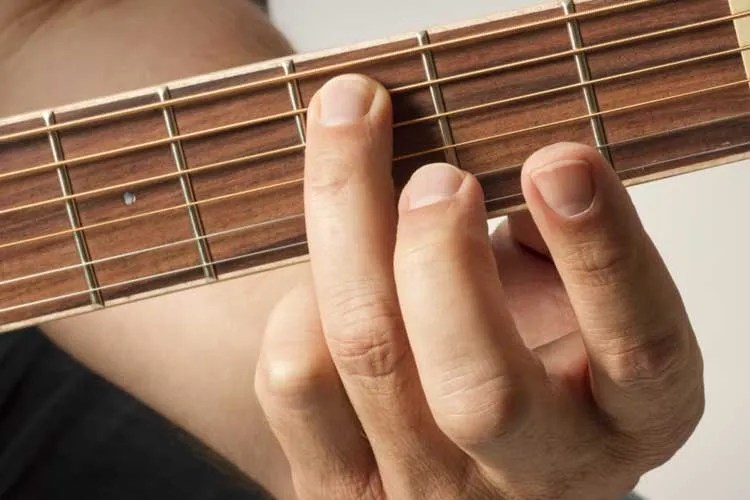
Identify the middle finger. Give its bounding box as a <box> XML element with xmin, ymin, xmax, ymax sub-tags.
<box><xmin>394</xmin><ymin>164</ymin><xmax>548</xmax><ymax>459</ymax></box>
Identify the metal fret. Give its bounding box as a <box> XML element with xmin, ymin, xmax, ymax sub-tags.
<box><xmin>282</xmin><ymin>59</ymin><xmax>307</xmax><ymax>144</ymax></box>
<box><xmin>43</xmin><ymin>111</ymin><xmax>105</xmax><ymax>308</ymax></box>
<box><xmin>417</xmin><ymin>31</ymin><xmax>461</xmax><ymax>167</ymax></box>
<box><xmin>157</xmin><ymin>87</ymin><xmax>217</xmax><ymax>281</ymax></box>
<box><xmin>562</xmin><ymin>0</ymin><xmax>613</xmax><ymax>165</ymax></box>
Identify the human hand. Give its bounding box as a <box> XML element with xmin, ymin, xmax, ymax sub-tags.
<box><xmin>255</xmin><ymin>75</ymin><xmax>704</xmax><ymax>499</ymax></box>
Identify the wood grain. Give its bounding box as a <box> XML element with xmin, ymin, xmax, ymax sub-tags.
<box><xmin>0</xmin><ymin>0</ymin><xmax>748</xmax><ymax>332</ymax></box>
<box><xmin>579</xmin><ymin>0</ymin><xmax>750</xmax><ymax>177</ymax></box>
<box><xmin>295</xmin><ymin>35</ymin><xmax>447</xmax><ymax>187</ymax></box>
<box><xmin>430</xmin><ymin>4</ymin><xmax>594</xmax><ymax>214</ymax></box>
<box><xmin>58</xmin><ymin>93</ymin><xmax>206</xmax><ymax>302</ymax></box>
<box><xmin>172</xmin><ymin>67</ymin><xmax>308</xmax><ymax>276</ymax></box>
<box><xmin>0</xmin><ymin>118</ymin><xmax>91</xmax><ymax>326</ymax></box>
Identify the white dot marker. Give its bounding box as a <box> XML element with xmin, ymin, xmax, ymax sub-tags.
<box><xmin>122</xmin><ymin>192</ymin><xmax>137</xmax><ymax>206</ymax></box>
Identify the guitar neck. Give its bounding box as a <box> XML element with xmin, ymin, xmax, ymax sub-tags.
<box><xmin>1</xmin><ymin>0</ymin><xmax>749</xmax><ymax>333</ymax></box>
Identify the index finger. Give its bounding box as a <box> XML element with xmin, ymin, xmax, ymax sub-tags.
<box><xmin>303</xmin><ymin>75</ymin><xmax>449</xmax><ymax>487</ymax></box>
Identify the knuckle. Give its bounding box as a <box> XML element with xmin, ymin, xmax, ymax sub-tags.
<box><xmin>602</xmin><ymin>326</ymin><xmax>694</xmax><ymax>390</ymax></box>
<box><xmin>256</xmin><ymin>349</ymin><xmax>336</xmax><ymax>410</ymax></box>
<box><xmin>604</xmin><ymin>334</ymin><xmax>705</xmax><ymax>469</ymax></box>
<box><xmin>433</xmin><ymin>369</ymin><xmax>531</xmax><ymax>447</ymax></box>
<box><xmin>326</xmin><ymin>319</ymin><xmax>405</xmax><ymax>380</ymax></box>
<box><xmin>305</xmin><ymin>149</ymin><xmax>357</xmax><ymax>198</ymax></box>
<box><xmin>298</xmin><ymin>470</ymin><xmax>383</xmax><ymax>500</ymax></box>
<box><xmin>398</xmin><ymin>222</ymin><xmax>490</xmax><ymax>272</ymax></box>
<box><xmin>561</xmin><ymin>236</ymin><xmax>641</xmax><ymax>288</ymax></box>
<box><xmin>326</xmin><ymin>283</ymin><xmax>406</xmax><ymax>379</ymax></box>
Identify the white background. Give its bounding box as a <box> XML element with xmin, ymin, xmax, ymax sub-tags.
<box><xmin>269</xmin><ymin>1</ymin><xmax>750</xmax><ymax>498</ymax></box>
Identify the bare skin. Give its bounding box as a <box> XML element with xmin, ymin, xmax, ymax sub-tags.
<box><xmin>254</xmin><ymin>76</ymin><xmax>704</xmax><ymax>499</ymax></box>
<box><xmin>2</xmin><ymin>1</ymin><xmax>298</xmax><ymax>497</ymax></box>
<box><xmin>1</xmin><ymin>2</ymin><xmax>704</xmax><ymax>499</ymax></box>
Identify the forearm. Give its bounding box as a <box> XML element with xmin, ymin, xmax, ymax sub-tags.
<box><xmin>2</xmin><ymin>0</ymin><xmax>297</xmax><ymax>496</ymax></box>
<box><xmin>46</xmin><ymin>267</ymin><xmax>302</xmax><ymax>497</ymax></box>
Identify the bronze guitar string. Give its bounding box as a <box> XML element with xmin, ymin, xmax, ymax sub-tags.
<box><xmin>0</xmin><ymin>0</ymin><xmax>666</xmax><ymax>145</ymax></box>
<box><xmin>0</xmin><ymin>75</ymin><xmax>747</xmax><ymax>254</ymax></box>
<box><xmin>0</xmin><ymin>42</ymin><xmax>747</xmax><ymax>220</ymax></box>
<box><xmin>0</xmin><ymin>7</ymin><xmax>746</xmax><ymax>185</ymax></box>
<box><xmin>4</xmin><ymin>127</ymin><xmax>750</xmax><ymax>316</ymax></box>
<box><xmin>3</xmin><ymin>105</ymin><xmax>750</xmax><ymax>297</ymax></box>
<box><xmin>2</xmin><ymin>0</ymin><xmax>749</xmax><ymax>323</ymax></box>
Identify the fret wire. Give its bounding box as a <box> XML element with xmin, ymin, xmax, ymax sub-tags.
<box><xmin>4</xmin><ymin>9</ymin><xmax>747</xmax><ymax>186</ymax></box>
<box><xmin>0</xmin><ymin>213</ymin><xmax>305</xmax><ymax>289</ymax></box>
<box><xmin>417</xmin><ymin>31</ymin><xmax>460</xmax><ymax>167</ymax></box>
<box><xmin>0</xmin><ymin>109</ymin><xmax>305</xmax><ymax>191</ymax></box>
<box><xmin>0</xmin><ymin>241</ymin><xmax>309</xmax><ymax>316</ymax></box>
<box><xmin>5</xmin><ymin>103</ymin><xmax>750</xmax><ymax>294</ymax></box>
<box><xmin>0</xmin><ymin>144</ymin><xmax>306</xmax><ymax>219</ymax></box>
<box><xmin>4</xmin><ymin>104</ymin><xmax>750</xmax><ymax>293</ymax></box>
<box><xmin>282</xmin><ymin>60</ymin><xmax>308</xmax><ymax>143</ymax></box>
<box><xmin>388</xmin><ymin>10</ymin><xmax>750</xmax><ymax>93</ymax></box>
<box><xmin>0</xmin><ymin>174</ymin><xmax>304</xmax><ymax>252</ymax></box>
<box><xmin>395</xmin><ymin>45</ymin><xmax>750</xmax><ymax>128</ymax></box>
<box><xmin>562</xmin><ymin>0</ymin><xmax>613</xmax><ymax>165</ymax></box>
<box><xmin>1</xmin><ymin>76</ymin><xmax>747</xmax><ymax>253</ymax></box>
<box><xmin>6</xmin><ymin>130</ymin><xmax>750</xmax><ymax>318</ymax></box>
<box><xmin>393</xmin><ymin>78</ymin><xmax>750</xmax><ymax>161</ymax></box>
<box><xmin>157</xmin><ymin>86</ymin><xmax>217</xmax><ymax>281</ymax></box>
<box><xmin>5</xmin><ymin>18</ymin><xmax>747</xmax><ymax>191</ymax></box>
<box><xmin>1</xmin><ymin>43</ymin><xmax>746</xmax><ymax>221</ymax></box>
<box><xmin>0</xmin><ymin>0</ymin><xmax>664</xmax><ymax>146</ymax></box>
<box><xmin>42</xmin><ymin>111</ymin><xmax>105</xmax><ymax>308</ymax></box>
<box><xmin>1</xmin><ymin>16</ymin><xmax>747</xmax><ymax>185</ymax></box>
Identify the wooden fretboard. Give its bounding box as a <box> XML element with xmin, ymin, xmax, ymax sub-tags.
<box><xmin>1</xmin><ymin>0</ymin><xmax>749</xmax><ymax>333</ymax></box>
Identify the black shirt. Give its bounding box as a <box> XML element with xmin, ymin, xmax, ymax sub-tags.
<box><xmin>0</xmin><ymin>329</ymin><xmax>267</xmax><ymax>500</ymax></box>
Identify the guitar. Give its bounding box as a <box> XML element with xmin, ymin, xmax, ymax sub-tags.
<box><xmin>1</xmin><ymin>0</ymin><xmax>749</xmax><ymax>333</ymax></box>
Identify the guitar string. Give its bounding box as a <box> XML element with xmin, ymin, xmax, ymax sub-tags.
<box><xmin>2</xmin><ymin>107</ymin><xmax>750</xmax><ymax>292</ymax></box>
<box><xmin>0</xmin><ymin>8</ymin><xmax>745</xmax><ymax>184</ymax></box>
<box><xmin>1</xmin><ymin>43</ymin><xmax>746</xmax><ymax>220</ymax></box>
<box><xmin>0</xmin><ymin>75</ymin><xmax>747</xmax><ymax>254</ymax></box>
<box><xmin>0</xmin><ymin>2</ymin><xmax>738</xmax><ymax>316</ymax></box>
<box><xmin>0</xmin><ymin>0</ymin><xmax>666</xmax><ymax>145</ymax></box>
<box><xmin>4</xmin><ymin>130</ymin><xmax>750</xmax><ymax>317</ymax></box>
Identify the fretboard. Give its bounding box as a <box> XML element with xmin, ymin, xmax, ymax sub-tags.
<box><xmin>1</xmin><ymin>0</ymin><xmax>749</xmax><ymax>333</ymax></box>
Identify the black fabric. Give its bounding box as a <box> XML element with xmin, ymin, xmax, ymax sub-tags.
<box><xmin>0</xmin><ymin>329</ymin><xmax>268</xmax><ymax>500</ymax></box>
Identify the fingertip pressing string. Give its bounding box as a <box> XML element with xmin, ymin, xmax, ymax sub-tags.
<box><xmin>0</xmin><ymin>0</ymin><xmax>664</xmax><ymax>147</ymax></box>
<box><xmin>3</xmin><ymin>105</ymin><xmax>750</xmax><ymax>313</ymax></box>
<box><xmin>0</xmin><ymin>6</ymin><xmax>746</xmax><ymax>185</ymax></box>
<box><xmin>0</xmin><ymin>43</ymin><xmax>748</xmax><ymax>219</ymax></box>
<box><xmin>2</xmin><ymin>0</ymin><xmax>750</xmax><ymax>318</ymax></box>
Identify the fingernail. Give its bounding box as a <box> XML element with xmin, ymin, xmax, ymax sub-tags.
<box><xmin>530</xmin><ymin>160</ymin><xmax>595</xmax><ymax>217</ymax></box>
<box><xmin>401</xmin><ymin>163</ymin><xmax>465</xmax><ymax>211</ymax></box>
<box><xmin>319</xmin><ymin>75</ymin><xmax>375</xmax><ymax>126</ymax></box>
